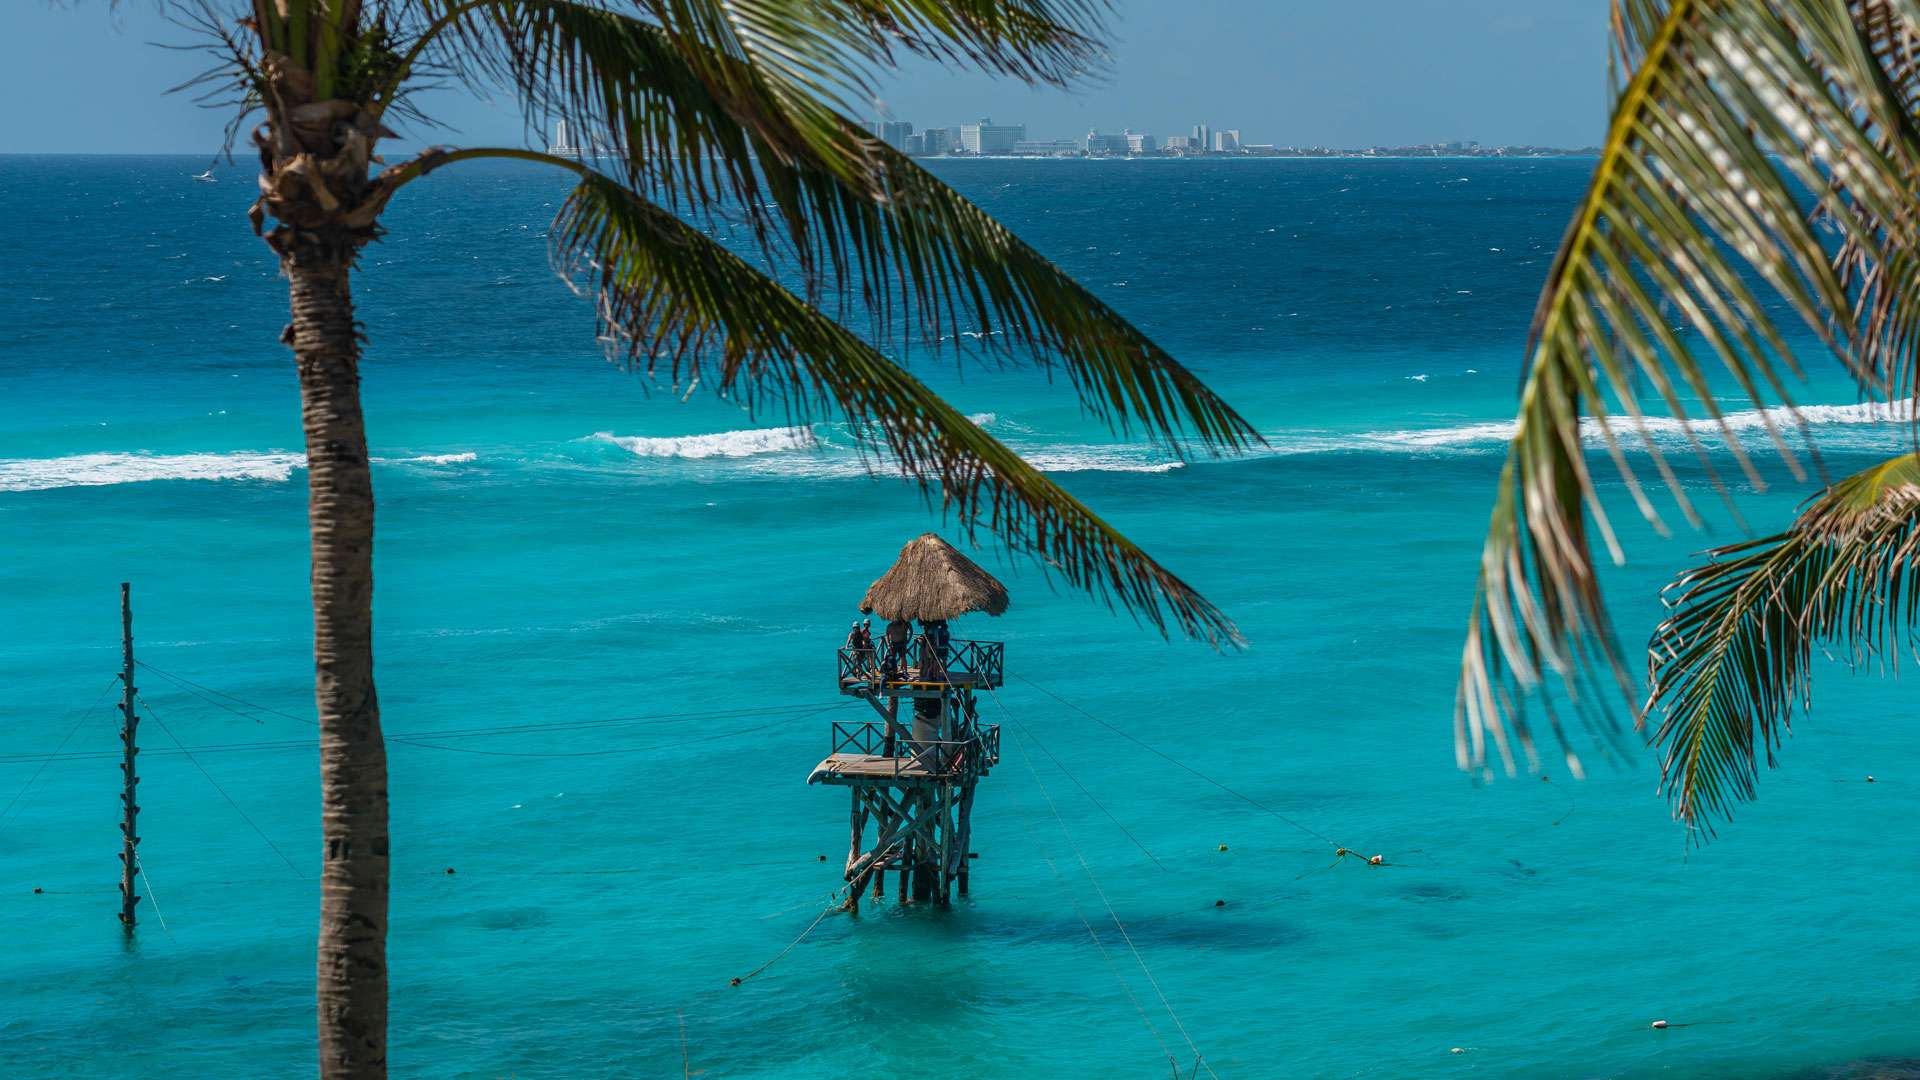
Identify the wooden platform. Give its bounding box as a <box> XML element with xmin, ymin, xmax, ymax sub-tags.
<box><xmin>808</xmin><ymin>752</ymin><xmax>951</xmax><ymax>787</ymax></box>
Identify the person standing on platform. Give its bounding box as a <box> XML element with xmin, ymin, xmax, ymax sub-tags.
<box><xmin>882</xmin><ymin>617</ymin><xmax>912</xmax><ymax>679</ymax></box>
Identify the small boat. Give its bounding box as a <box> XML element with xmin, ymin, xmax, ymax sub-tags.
<box><xmin>192</xmin><ymin>170</ymin><xmax>216</xmax><ymax>183</ymax></box>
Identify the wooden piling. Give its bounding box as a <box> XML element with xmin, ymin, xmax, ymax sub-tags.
<box><xmin>116</xmin><ymin>583</ymin><xmax>141</xmax><ymax>932</ymax></box>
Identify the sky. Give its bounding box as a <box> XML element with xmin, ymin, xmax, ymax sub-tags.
<box><xmin>3</xmin><ymin>1</ymin><xmax>1609</xmax><ymax>154</ymax></box>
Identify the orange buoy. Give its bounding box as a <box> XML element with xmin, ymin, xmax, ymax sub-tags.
<box><xmin>1651</xmin><ymin>1019</ymin><xmax>1669</xmax><ymax>1029</ymax></box>
<box><xmin>729</xmin><ymin>977</ymin><xmax>742</xmax><ymax>987</ymax></box>
<box><xmin>1368</xmin><ymin>855</ymin><xmax>1383</xmax><ymax>866</ymax></box>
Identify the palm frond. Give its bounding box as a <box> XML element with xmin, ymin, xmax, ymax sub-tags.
<box><xmin>1459</xmin><ymin>0</ymin><xmax>1920</xmax><ymax>778</ymax></box>
<box><xmin>551</xmin><ymin>168</ymin><xmax>1243</xmax><ymax>646</ymax></box>
<box><xmin>772</xmin><ymin>0</ymin><xmax>1109</xmax><ymax>86</ymax></box>
<box><xmin>1647</xmin><ymin>451</ymin><xmax>1920</xmax><ymax>832</ymax></box>
<box><xmin>428</xmin><ymin>0</ymin><xmax>1256</xmax><ymax>453</ymax></box>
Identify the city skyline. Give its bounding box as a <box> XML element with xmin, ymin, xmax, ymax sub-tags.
<box><xmin>858</xmin><ymin>115</ymin><xmax>1594</xmax><ymax>159</ymax></box>
<box><xmin>3</xmin><ymin>3</ymin><xmax>1605</xmax><ymax>154</ymax></box>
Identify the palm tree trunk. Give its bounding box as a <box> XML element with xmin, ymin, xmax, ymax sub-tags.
<box><xmin>288</xmin><ymin>252</ymin><xmax>389</xmax><ymax>1079</ymax></box>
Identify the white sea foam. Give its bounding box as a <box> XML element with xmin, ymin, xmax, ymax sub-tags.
<box><xmin>1352</xmin><ymin>400</ymin><xmax>1914</xmax><ymax>451</ymax></box>
<box><xmin>589</xmin><ymin>426</ymin><xmax>814</xmax><ymax>459</ymax></box>
<box><xmin>397</xmin><ymin>452</ymin><xmax>478</xmax><ymax>466</ymax></box>
<box><xmin>0</xmin><ymin>449</ymin><xmax>484</xmax><ymax>492</ymax></box>
<box><xmin>0</xmin><ymin>451</ymin><xmax>306</xmax><ymax>493</ymax></box>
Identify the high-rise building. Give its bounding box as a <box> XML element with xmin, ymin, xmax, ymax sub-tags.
<box><xmin>881</xmin><ymin>120</ymin><xmax>914</xmax><ymax>151</ymax></box>
<box><xmin>1163</xmin><ymin>134</ymin><xmax>1194</xmax><ymax>151</ymax></box>
<box><xmin>1212</xmin><ymin>129</ymin><xmax>1241</xmax><ymax>152</ymax></box>
<box><xmin>920</xmin><ymin>127</ymin><xmax>958</xmax><ymax>155</ymax></box>
<box><xmin>960</xmin><ymin>118</ymin><xmax>1026</xmax><ymax>155</ymax></box>
<box><xmin>1084</xmin><ymin>129</ymin><xmax>1130</xmax><ymax>154</ymax></box>
<box><xmin>1125</xmin><ymin>130</ymin><xmax>1157</xmax><ymax>154</ymax></box>
<box><xmin>1012</xmin><ymin>139</ymin><xmax>1081</xmax><ymax>156</ymax></box>
<box><xmin>903</xmin><ymin>132</ymin><xmax>926</xmax><ymax>155</ymax></box>
<box><xmin>1192</xmin><ymin>123</ymin><xmax>1211</xmax><ymax>151</ymax></box>
<box><xmin>549</xmin><ymin>119</ymin><xmax>581</xmax><ymax>156</ymax></box>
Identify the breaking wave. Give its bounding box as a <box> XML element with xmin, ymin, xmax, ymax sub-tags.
<box><xmin>588</xmin><ymin>427</ymin><xmax>813</xmax><ymax>459</ymax></box>
<box><xmin>1</xmin><ymin>449</ymin><xmax>482</xmax><ymax>492</ymax></box>
<box><xmin>1346</xmin><ymin>400</ymin><xmax>1914</xmax><ymax>452</ymax></box>
<box><xmin>8</xmin><ymin>401</ymin><xmax>1905</xmax><ymax>495</ymax></box>
<box><xmin>397</xmin><ymin>452</ymin><xmax>479</xmax><ymax>466</ymax></box>
<box><xmin>0</xmin><ymin>451</ymin><xmax>306</xmax><ymax>493</ymax></box>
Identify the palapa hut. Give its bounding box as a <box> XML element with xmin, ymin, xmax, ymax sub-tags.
<box><xmin>859</xmin><ymin>532</ymin><xmax>1010</xmax><ymax>624</ymax></box>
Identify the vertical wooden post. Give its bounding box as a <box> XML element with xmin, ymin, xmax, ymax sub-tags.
<box><xmin>845</xmin><ymin>793</ymin><xmax>865</xmax><ymax>913</ymax></box>
<box><xmin>897</xmin><ymin>811</ymin><xmax>910</xmax><ymax>902</ymax></box>
<box><xmin>116</xmin><ymin>583</ymin><xmax>141</xmax><ymax>932</ymax></box>
<box><xmin>956</xmin><ymin>781</ymin><xmax>976</xmax><ymax>897</ymax></box>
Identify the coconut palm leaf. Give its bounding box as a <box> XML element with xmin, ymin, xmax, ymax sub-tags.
<box><xmin>1459</xmin><ymin>0</ymin><xmax>1920</xmax><ymax>779</ymax></box>
<box><xmin>423</xmin><ymin>0</ymin><xmax>1255</xmax><ymax>452</ymax></box>
<box><xmin>1647</xmin><ymin>452</ymin><xmax>1920</xmax><ymax>831</ymax></box>
<box><xmin>543</xmin><ymin>166</ymin><xmax>1241</xmax><ymax>645</ymax></box>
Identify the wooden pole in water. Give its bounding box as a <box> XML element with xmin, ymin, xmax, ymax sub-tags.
<box><xmin>956</xmin><ymin>781</ymin><xmax>976</xmax><ymax>896</ymax></box>
<box><xmin>116</xmin><ymin>583</ymin><xmax>141</xmax><ymax>932</ymax></box>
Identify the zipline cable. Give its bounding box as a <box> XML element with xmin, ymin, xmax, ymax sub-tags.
<box><xmin>137</xmin><ymin>694</ymin><xmax>305</xmax><ymax>879</ymax></box>
<box><xmin>0</xmin><ymin>677</ymin><xmax>122</xmax><ymax>837</ymax></box>
<box><xmin>1018</xmin><ymin>674</ymin><xmax>1356</xmax><ymax>855</ymax></box>
<box><xmin>996</xmin><ymin>726</ymin><xmax>1182</xmax><ymax>1075</ymax></box>
<box><xmin>0</xmin><ymin>700</ymin><xmax>860</xmax><ymax>763</ymax></box>
<box><xmin>136</xmin><ymin>660</ymin><xmax>855</xmax><ymax>742</ymax></box>
<box><xmin>995</xmin><ymin>700</ymin><xmax>1166</xmax><ymax>871</ymax></box>
<box><xmin>137</xmin><ymin>661</ymin><xmax>310</xmax><ymax>726</ymax></box>
<box><xmin>990</xmin><ymin>685</ymin><xmax>1220</xmax><ymax>1080</ymax></box>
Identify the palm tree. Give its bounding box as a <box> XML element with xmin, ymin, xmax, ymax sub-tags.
<box><xmin>159</xmin><ymin>1</ymin><xmax>1256</xmax><ymax>1074</ymax></box>
<box><xmin>1458</xmin><ymin>0</ymin><xmax>1920</xmax><ymax>834</ymax></box>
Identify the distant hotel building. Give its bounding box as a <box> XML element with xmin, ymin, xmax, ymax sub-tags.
<box><xmin>1211</xmin><ymin>129</ymin><xmax>1241</xmax><ymax>152</ymax></box>
<box><xmin>1014</xmin><ymin>138</ymin><xmax>1081</xmax><ymax>156</ymax></box>
<box><xmin>880</xmin><ymin>120</ymin><xmax>914</xmax><ymax>151</ymax></box>
<box><xmin>1083</xmin><ymin>129</ymin><xmax>1130</xmax><ymax>154</ymax></box>
<box><xmin>921</xmin><ymin>127</ymin><xmax>958</xmax><ymax>155</ymax></box>
<box><xmin>1126</xmin><ymin>131</ymin><xmax>1157</xmax><ymax>154</ymax></box>
<box><xmin>960</xmin><ymin>118</ymin><xmax>1026</xmax><ymax>155</ymax></box>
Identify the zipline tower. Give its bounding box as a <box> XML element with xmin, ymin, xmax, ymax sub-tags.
<box><xmin>809</xmin><ymin>535</ymin><xmax>1004</xmax><ymax>909</ymax></box>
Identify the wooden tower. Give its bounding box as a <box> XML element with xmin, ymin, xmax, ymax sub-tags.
<box><xmin>809</xmin><ymin>535</ymin><xmax>1005</xmax><ymax>908</ymax></box>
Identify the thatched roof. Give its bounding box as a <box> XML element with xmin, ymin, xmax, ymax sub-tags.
<box><xmin>859</xmin><ymin>533</ymin><xmax>1010</xmax><ymax>623</ymax></box>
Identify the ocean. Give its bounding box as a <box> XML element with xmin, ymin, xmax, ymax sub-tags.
<box><xmin>3</xmin><ymin>155</ymin><xmax>1917</xmax><ymax>1079</ymax></box>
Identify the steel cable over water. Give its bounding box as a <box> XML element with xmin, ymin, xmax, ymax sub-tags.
<box><xmin>0</xmin><ymin>675</ymin><xmax>120</xmax><ymax>836</ymax></box>
<box><xmin>988</xmin><ymin>684</ymin><xmax>1220</xmax><ymax>1080</ymax></box>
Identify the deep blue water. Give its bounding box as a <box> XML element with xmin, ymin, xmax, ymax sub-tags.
<box><xmin>3</xmin><ymin>156</ymin><xmax>1918</xmax><ymax>1079</ymax></box>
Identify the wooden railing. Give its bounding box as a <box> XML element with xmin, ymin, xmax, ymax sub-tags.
<box><xmin>829</xmin><ymin>720</ymin><xmax>1001</xmax><ymax>777</ymax></box>
<box><xmin>836</xmin><ymin>637</ymin><xmax>1004</xmax><ymax>690</ymax></box>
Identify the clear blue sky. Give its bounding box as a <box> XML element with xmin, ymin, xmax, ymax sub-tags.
<box><xmin>4</xmin><ymin>1</ymin><xmax>1607</xmax><ymax>153</ymax></box>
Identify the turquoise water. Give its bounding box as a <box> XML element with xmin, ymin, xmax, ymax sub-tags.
<box><xmin>3</xmin><ymin>156</ymin><xmax>1918</xmax><ymax>1079</ymax></box>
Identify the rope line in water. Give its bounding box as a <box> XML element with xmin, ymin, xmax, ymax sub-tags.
<box><xmin>0</xmin><ymin>676</ymin><xmax>120</xmax><ymax>837</ymax></box>
<box><xmin>137</xmin><ymin>694</ymin><xmax>305</xmax><ymax>879</ymax></box>
<box><xmin>990</xmin><ymin>686</ymin><xmax>1220</xmax><ymax>1080</ymax></box>
<box><xmin>137</xmin><ymin>862</ymin><xmax>176</xmax><ymax>943</ymax></box>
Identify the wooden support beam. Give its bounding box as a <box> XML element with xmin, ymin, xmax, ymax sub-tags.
<box><xmin>956</xmin><ymin>781</ymin><xmax>976</xmax><ymax>896</ymax></box>
<box><xmin>844</xmin><ymin>792</ymin><xmax>941</xmax><ymax>887</ymax></box>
